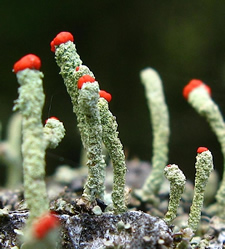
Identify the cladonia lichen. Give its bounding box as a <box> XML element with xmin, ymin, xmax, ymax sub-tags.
<box><xmin>164</xmin><ymin>164</ymin><xmax>186</xmax><ymax>225</ymax></box>
<box><xmin>137</xmin><ymin>68</ymin><xmax>170</xmax><ymax>202</ymax></box>
<box><xmin>98</xmin><ymin>97</ymin><xmax>127</xmax><ymax>213</ymax></box>
<box><xmin>184</xmin><ymin>80</ymin><xmax>225</xmax><ymax>218</ymax></box>
<box><xmin>13</xmin><ymin>68</ymin><xmax>49</xmax><ymax>224</ymax></box>
<box><xmin>187</xmin><ymin>149</ymin><xmax>213</xmax><ymax>232</ymax></box>
<box><xmin>78</xmin><ymin>82</ymin><xmax>105</xmax><ymax>202</ymax></box>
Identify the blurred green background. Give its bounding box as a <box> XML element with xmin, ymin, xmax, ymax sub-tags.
<box><xmin>1</xmin><ymin>0</ymin><xmax>225</xmax><ymax>182</ymax></box>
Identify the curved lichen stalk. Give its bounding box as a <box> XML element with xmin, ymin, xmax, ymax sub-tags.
<box><xmin>52</xmin><ymin>33</ymin><xmax>92</xmax><ymax>150</ymax></box>
<box><xmin>138</xmin><ymin>68</ymin><xmax>170</xmax><ymax>202</ymax></box>
<box><xmin>164</xmin><ymin>164</ymin><xmax>186</xmax><ymax>225</ymax></box>
<box><xmin>51</xmin><ymin>32</ymin><xmax>106</xmax><ymax>201</ymax></box>
<box><xmin>183</xmin><ymin>79</ymin><xmax>225</xmax><ymax>218</ymax></box>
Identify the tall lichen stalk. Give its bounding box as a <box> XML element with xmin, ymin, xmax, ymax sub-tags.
<box><xmin>78</xmin><ymin>82</ymin><xmax>105</xmax><ymax>201</ymax></box>
<box><xmin>138</xmin><ymin>68</ymin><xmax>170</xmax><ymax>201</ymax></box>
<box><xmin>54</xmin><ymin>42</ymin><xmax>106</xmax><ymax>202</ymax></box>
<box><xmin>13</xmin><ymin>68</ymin><xmax>49</xmax><ymax>223</ymax></box>
<box><xmin>98</xmin><ymin>98</ymin><xmax>127</xmax><ymax>213</ymax></box>
<box><xmin>52</xmin><ymin>32</ymin><xmax>127</xmax><ymax>211</ymax></box>
<box><xmin>184</xmin><ymin>80</ymin><xmax>225</xmax><ymax>218</ymax></box>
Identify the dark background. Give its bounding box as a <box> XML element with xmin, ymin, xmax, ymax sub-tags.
<box><xmin>1</xmin><ymin>0</ymin><xmax>225</xmax><ymax>182</ymax></box>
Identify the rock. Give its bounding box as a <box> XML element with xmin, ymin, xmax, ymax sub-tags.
<box><xmin>0</xmin><ymin>210</ymin><xmax>173</xmax><ymax>248</ymax></box>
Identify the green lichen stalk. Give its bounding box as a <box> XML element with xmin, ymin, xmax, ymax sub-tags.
<box><xmin>13</xmin><ymin>69</ymin><xmax>49</xmax><ymax>223</ymax></box>
<box><xmin>188</xmin><ymin>149</ymin><xmax>213</xmax><ymax>232</ymax></box>
<box><xmin>43</xmin><ymin>118</ymin><xmax>65</xmax><ymax>149</ymax></box>
<box><xmin>54</xmin><ymin>41</ymin><xmax>93</xmax><ymax>149</ymax></box>
<box><xmin>164</xmin><ymin>164</ymin><xmax>186</xmax><ymax>225</ymax></box>
<box><xmin>78</xmin><ymin>82</ymin><xmax>105</xmax><ymax>202</ymax></box>
<box><xmin>54</xmin><ymin>41</ymin><xmax>82</xmax><ymax>115</ymax></box>
<box><xmin>98</xmin><ymin>97</ymin><xmax>127</xmax><ymax>213</ymax></box>
<box><xmin>186</xmin><ymin>84</ymin><xmax>225</xmax><ymax>218</ymax></box>
<box><xmin>139</xmin><ymin>68</ymin><xmax>170</xmax><ymax>200</ymax></box>
<box><xmin>54</xmin><ymin>36</ymin><xmax>106</xmax><ymax>202</ymax></box>
<box><xmin>0</xmin><ymin>113</ymin><xmax>22</xmax><ymax>188</ymax></box>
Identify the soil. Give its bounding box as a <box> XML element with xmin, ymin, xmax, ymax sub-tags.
<box><xmin>0</xmin><ymin>159</ymin><xmax>224</xmax><ymax>248</ymax></box>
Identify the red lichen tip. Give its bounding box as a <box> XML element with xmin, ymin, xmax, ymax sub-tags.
<box><xmin>99</xmin><ymin>90</ymin><xmax>112</xmax><ymax>102</ymax></box>
<box><xmin>75</xmin><ymin>66</ymin><xmax>80</xmax><ymax>71</ymax></box>
<box><xmin>183</xmin><ymin>79</ymin><xmax>211</xmax><ymax>99</ymax></box>
<box><xmin>45</xmin><ymin>116</ymin><xmax>59</xmax><ymax>124</ymax></box>
<box><xmin>197</xmin><ymin>147</ymin><xmax>209</xmax><ymax>153</ymax></box>
<box><xmin>77</xmin><ymin>75</ymin><xmax>95</xmax><ymax>89</ymax></box>
<box><xmin>51</xmin><ymin>32</ymin><xmax>74</xmax><ymax>52</ymax></box>
<box><xmin>32</xmin><ymin>212</ymin><xmax>59</xmax><ymax>240</ymax></box>
<box><xmin>13</xmin><ymin>54</ymin><xmax>41</xmax><ymax>73</ymax></box>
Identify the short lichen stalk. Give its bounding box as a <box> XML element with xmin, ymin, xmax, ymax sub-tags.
<box><xmin>78</xmin><ymin>82</ymin><xmax>105</xmax><ymax>202</ymax></box>
<box><xmin>13</xmin><ymin>67</ymin><xmax>49</xmax><ymax>223</ymax></box>
<box><xmin>139</xmin><ymin>68</ymin><xmax>170</xmax><ymax>201</ymax></box>
<box><xmin>98</xmin><ymin>97</ymin><xmax>127</xmax><ymax>213</ymax></box>
<box><xmin>183</xmin><ymin>80</ymin><xmax>225</xmax><ymax>218</ymax></box>
<box><xmin>43</xmin><ymin>117</ymin><xmax>65</xmax><ymax>149</ymax></box>
<box><xmin>187</xmin><ymin>148</ymin><xmax>213</xmax><ymax>232</ymax></box>
<box><xmin>164</xmin><ymin>164</ymin><xmax>186</xmax><ymax>225</ymax></box>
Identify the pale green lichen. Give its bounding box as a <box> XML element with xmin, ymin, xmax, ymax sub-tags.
<box><xmin>43</xmin><ymin>118</ymin><xmax>65</xmax><ymax>149</ymax></box>
<box><xmin>98</xmin><ymin>97</ymin><xmax>127</xmax><ymax>213</ymax></box>
<box><xmin>164</xmin><ymin>164</ymin><xmax>186</xmax><ymax>225</ymax></box>
<box><xmin>55</xmin><ymin>42</ymin><xmax>92</xmax><ymax>150</ymax></box>
<box><xmin>0</xmin><ymin>113</ymin><xmax>22</xmax><ymax>188</ymax></box>
<box><xmin>78</xmin><ymin>82</ymin><xmax>105</xmax><ymax>202</ymax></box>
<box><xmin>187</xmin><ymin>149</ymin><xmax>213</xmax><ymax>232</ymax></box>
<box><xmin>187</xmin><ymin>86</ymin><xmax>225</xmax><ymax>218</ymax></box>
<box><xmin>138</xmin><ymin>68</ymin><xmax>170</xmax><ymax>201</ymax></box>
<box><xmin>54</xmin><ymin>40</ymin><xmax>108</xmax><ymax>204</ymax></box>
<box><xmin>13</xmin><ymin>68</ymin><xmax>49</xmax><ymax>223</ymax></box>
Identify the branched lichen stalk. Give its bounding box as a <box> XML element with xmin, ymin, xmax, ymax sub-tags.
<box><xmin>98</xmin><ymin>98</ymin><xmax>127</xmax><ymax>213</ymax></box>
<box><xmin>139</xmin><ymin>68</ymin><xmax>170</xmax><ymax>199</ymax></box>
<box><xmin>164</xmin><ymin>164</ymin><xmax>186</xmax><ymax>225</ymax></box>
<box><xmin>78</xmin><ymin>82</ymin><xmax>105</xmax><ymax>201</ymax></box>
<box><xmin>185</xmin><ymin>82</ymin><xmax>225</xmax><ymax>218</ymax></box>
<box><xmin>188</xmin><ymin>149</ymin><xmax>213</xmax><ymax>232</ymax></box>
<box><xmin>13</xmin><ymin>69</ymin><xmax>49</xmax><ymax>223</ymax></box>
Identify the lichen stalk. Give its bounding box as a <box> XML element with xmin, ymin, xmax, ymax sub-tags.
<box><xmin>43</xmin><ymin>118</ymin><xmax>65</xmax><ymax>149</ymax></box>
<box><xmin>54</xmin><ymin>41</ymin><xmax>82</xmax><ymax>115</ymax></box>
<box><xmin>139</xmin><ymin>68</ymin><xmax>170</xmax><ymax>199</ymax></box>
<box><xmin>164</xmin><ymin>164</ymin><xmax>186</xmax><ymax>225</ymax></box>
<box><xmin>0</xmin><ymin>113</ymin><xmax>22</xmax><ymax>188</ymax></box>
<box><xmin>78</xmin><ymin>82</ymin><xmax>105</xmax><ymax>201</ymax></box>
<box><xmin>187</xmin><ymin>149</ymin><xmax>213</xmax><ymax>232</ymax></box>
<box><xmin>186</xmin><ymin>84</ymin><xmax>225</xmax><ymax>218</ymax></box>
<box><xmin>98</xmin><ymin>97</ymin><xmax>127</xmax><ymax>213</ymax></box>
<box><xmin>54</xmin><ymin>42</ymin><xmax>93</xmax><ymax>150</ymax></box>
<box><xmin>13</xmin><ymin>69</ymin><xmax>49</xmax><ymax>223</ymax></box>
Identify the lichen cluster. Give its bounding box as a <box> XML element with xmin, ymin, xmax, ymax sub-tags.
<box><xmin>3</xmin><ymin>31</ymin><xmax>225</xmax><ymax>248</ymax></box>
